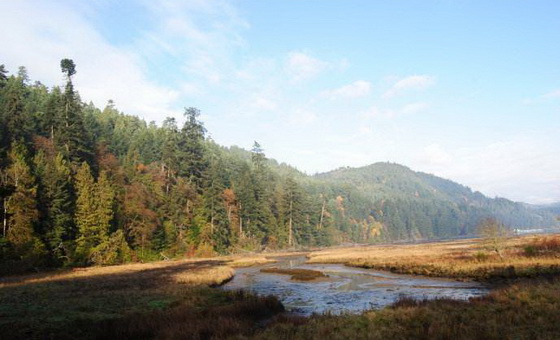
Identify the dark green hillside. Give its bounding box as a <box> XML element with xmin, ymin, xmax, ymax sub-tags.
<box><xmin>315</xmin><ymin>163</ymin><xmax>558</xmax><ymax>240</ymax></box>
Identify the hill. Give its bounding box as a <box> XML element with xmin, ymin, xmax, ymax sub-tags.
<box><xmin>314</xmin><ymin>163</ymin><xmax>558</xmax><ymax>240</ymax></box>
<box><xmin>532</xmin><ymin>202</ymin><xmax>560</xmax><ymax>218</ymax></box>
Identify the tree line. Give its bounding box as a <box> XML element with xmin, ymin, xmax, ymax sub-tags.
<box><xmin>0</xmin><ymin>60</ymin><xmax>379</xmax><ymax>273</ymax></box>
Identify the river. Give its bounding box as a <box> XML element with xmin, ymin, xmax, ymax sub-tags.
<box><xmin>222</xmin><ymin>255</ymin><xmax>489</xmax><ymax>315</ymax></box>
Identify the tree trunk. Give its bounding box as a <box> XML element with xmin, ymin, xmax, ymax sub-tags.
<box><xmin>318</xmin><ymin>200</ymin><xmax>325</xmax><ymax>230</ymax></box>
<box><xmin>288</xmin><ymin>196</ymin><xmax>293</xmax><ymax>247</ymax></box>
<box><xmin>2</xmin><ymin>197</ymin><xmax>7</xmax><ymax>237</ymax></box>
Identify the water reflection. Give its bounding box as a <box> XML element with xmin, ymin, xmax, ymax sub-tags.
<box><xmin>223</xmin><ymin>256</ymin><xmax>489</xmax><ymax>316</ymax></box>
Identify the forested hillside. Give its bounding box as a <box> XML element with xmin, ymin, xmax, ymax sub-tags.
<box><xmin>0</xmin><ymin>61</ymin><xmax>556</xmax><ymax>273</ymax></box>
<box><xmin>317</xmin><ymin>164</ymin><xmax>558</xmax><ymax>239</ymax></box>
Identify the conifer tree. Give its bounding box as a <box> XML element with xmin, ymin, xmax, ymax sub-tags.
<box><xmin>57</xmin><ymin>59</ymin><xmax>92</xmax><ymax>164</ymax></box>
<box><xmin>177</xmin><ymin>107</ymin><xmax>207</xmax><ymax>188</ymax></box>
<box><xmin>74</xmin><ymin>163</ymin><xmax>114</xmax><ymax>264</ymax></box>
<box><xmin>4</xmin><ymin>143</ymin><xmax>38</xmax><ymax>247</ymax></box>
<box><xmin>34</xmin><ymin>150</ymin><xmax>75</xmax><ymax>262</ymax></box>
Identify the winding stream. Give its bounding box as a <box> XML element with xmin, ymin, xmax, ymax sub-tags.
<box><xmin>223</xmin><ymin>256</ymin><xmax>489</xmax><ymax>315</ymax></box>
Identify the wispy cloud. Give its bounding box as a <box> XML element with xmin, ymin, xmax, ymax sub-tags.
<box><xmin>140</xmin><ymin>0</ymin><xmax>249</xmax><ymax>88</ymax></box>
<box><xmin>0</xmin><ymin>1</ymin><xmax>181</xmax><ymax>121</ymax></box>
<box><xmin>413</xmin><ymin>133</ymin><xmax>560</xmax><ymax>204</ymax></box>
<box><xmin>285</xmin><ymin>51</ymin><xmax>329</xmax><ymax>81</ymax></box>
<box><xmin>383</xmin><ymin>75</ymin><xmax>435</xmax><ymax>98</ymax></box>
<box><xmin>323</xmin><ymin>80</ymin><xmax>372</xmax><ymax>99</ymax></box>
<box><xmin>420</xmin><ymin>143</ymin><xmax>452</xmax><ymax>165</ymax></box>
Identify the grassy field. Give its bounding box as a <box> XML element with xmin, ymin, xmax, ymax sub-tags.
<box><xmin>2</xmin><ymin>235</ymin><xmax>560</xmax><ymax>339</ymax></box>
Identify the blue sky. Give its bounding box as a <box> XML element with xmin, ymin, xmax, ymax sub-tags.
<box><xmin>1</xmin><ymin>1</ymin><xmax>559</xmax><ymax>204</ymax></box>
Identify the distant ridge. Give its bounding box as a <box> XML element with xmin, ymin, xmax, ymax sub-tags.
<box><xmin>313</xmin><ymin>162</ymin><xmax>558</xmax><ymax>240</ymax></box>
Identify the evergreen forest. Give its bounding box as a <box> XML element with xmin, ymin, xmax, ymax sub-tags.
<box><xmin>0</xmin><ymin>61</ymin><xmax>557</xmax><ymax>274</ymax></box>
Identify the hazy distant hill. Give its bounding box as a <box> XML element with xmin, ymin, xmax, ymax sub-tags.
<box><xmin>314</xmin><ymin>163</ymin><xmax>558</xmax><ymax>240</ymax></box>
<box><xmin>532</xmin><ymin>202</ymin><xmax>560</xmax><ymax>217</ymax></box>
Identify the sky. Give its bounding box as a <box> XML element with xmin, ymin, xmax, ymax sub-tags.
<box><xmin>1</xmin><ymin>1</ymin><xmax>559</xmax><ymax>204</ymax></box>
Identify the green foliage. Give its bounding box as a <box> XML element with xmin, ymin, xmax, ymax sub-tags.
<box><xmin>90</xmin><ymin>229</ymin><xmax>132</xmax><ymax>265</ymax></box>
<box><xmin>74</xmin><ymin>163</ymin><xmax>115</xmax><ymax>264</ymax></box>
<box><xmin>4</xmin><ymin>143</ymin><xmax>39</xmax><ymax>248</ymax></box>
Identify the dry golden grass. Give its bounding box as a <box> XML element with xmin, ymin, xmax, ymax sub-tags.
<box><xmin>226</xmin><ymin>255</ymin><xmax>277</xmax><ymax>268</ymax></box>
<box><xmin>307</xmin><ymin>235</ymin><xmax>560</xmax><ymax>281</ymax></box>
<box><xmin>0</xmin><ymin>257</ymin><xmax>232</xmax><ymax>288</ymax></box>
<box><xmin>173</xmin><ymin>265</ymin><xmax>234</xmax><ymax>286</ymax></box>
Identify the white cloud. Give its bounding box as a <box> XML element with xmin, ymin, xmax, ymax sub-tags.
<box><xmin>285</xmin><ymin>51</ymin><xmax>329</xmax><ymax>81</ymax></box>
<box><xmin>323</xmin><ymin>80</ymin><xmax>372</xmax><ymax>99</ymax></box>
<box><xmin>383</xmin><ymin>75</ymin><xmax>435</xmax><ymax>98</ymax></box>
<box><xmin>420</xmin><ymin>144</ymin><xmax>452</xmax><ymax>166</ymax></box>
<box><xmin>413</xmin><ymin>134</ymin><xmax>560</xmax><ymax>204</ymax></box>
<box><xmin>0</xmin><ymin>1</ymin><xmax>181</xmax><ymax>121</ymax></box>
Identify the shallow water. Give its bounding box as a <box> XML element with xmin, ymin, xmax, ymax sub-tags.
<box><xmin>223</xmin><ymin>256</ymin><xmax>489</xmax><ymax>315</ymax></box>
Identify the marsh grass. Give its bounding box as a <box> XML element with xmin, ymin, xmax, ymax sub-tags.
<box><xmin>0</xmin><ymin>257</ymin><xmax>280</xmax><ymax>339</ymax></box>
<box><xmin>95</xmin><ymin>290</ymin><xmax>284</xmax><ymax>340</ymax></box>
<box><xmin>226</xmin><ymin>255</ymin><xmax>277</xmax><ymax>268</ymax></box>
<box><xmin>4</xmin><ymin>236</ymin><xmax>560</xmax><ymax>339</ymax></box>
<box><xmin>173</xmin><ymin>265</ymin><xmax>234</xmax><ymax>286</ymax></box>
<box><xmin>308</xmin><ymin>235</ymin><xmax>560</xmax><ymax>281</ymax></box>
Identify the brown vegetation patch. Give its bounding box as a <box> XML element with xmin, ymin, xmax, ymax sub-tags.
<box><xmin>260</xmin><ymin>267</ymin><xmax>327</xmax><ymax>281</ymax></box>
